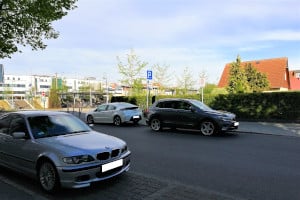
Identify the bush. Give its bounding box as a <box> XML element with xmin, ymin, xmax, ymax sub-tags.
<box><xmin>111</xmin><ymin>92</ymin><xmax>300</xmax><ymax>122</ymax></box>
<box><xmin>210</xmin><ymin>92</ymin><xmax>300</xmax><ymax>122</ymax></box>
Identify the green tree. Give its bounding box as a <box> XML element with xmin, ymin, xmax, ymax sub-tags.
<box><xmin>176</xmin><ymin>67</ymin><xmax>196</xmax><ymax>95</ymax></box>
<box><xmin>48</xmin><ymin>77</ymin><xmax>61</xmax><ymax>108</ymax></box>
<box><xmin>227</xmin><ymin>55</ymin><xmax>250</xmax><ymax>93</ymax></box>
<box><xmin>227</xmin><ymin>55</ymin><xmax>270</xmax><ymax>93</ymax></box>
<box><xmin>132</xmin><ymin>78</ymin><xmax>144</xmax><ymax>94</ymax></box>
<box><xmin>244</xmin><ymin>63</ymin><xmax>269</xmax><ymax>92</ymax></box>
<box><xmin>117</xmin><ymin>49</ymin><xmax>148</xmax><ymax>95</ymax></box>
<box><xmin>203</xmin><ymin>83</ymin><xmax>218</xmax><ymax>94</ymax></box>
<box><xmin>153</xmin><ymin>63</ymin><xmax>172</xmax><ymax>91</ymax></box>
<box><xmin>0</xmin><ymin>0</ymin><xmax>77</xmax><ymax>59</ymax></box>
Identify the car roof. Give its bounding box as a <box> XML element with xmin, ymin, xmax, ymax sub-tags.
<box><xmin>4</xmin><ymin>110</ymin><xmax>71</xmax><ymax>117</ymax></box>
<box><xmin>155</xmin><ymin>98</ymin><xmax>194</xmax><ymax>102</ymax></box>
<box><xmin>107</xmin><ymin>102</ymin><xmax>137</xmax><ymax>107</ymax></box>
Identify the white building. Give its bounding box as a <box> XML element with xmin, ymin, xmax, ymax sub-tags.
<box><xmin>0</xmin><ymin>73</ymin><xmax>107</xmax><ymax>100</ymax></box>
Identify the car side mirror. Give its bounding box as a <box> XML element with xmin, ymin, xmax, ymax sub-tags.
<box><xmin>12</xmin><ymin>132</ymin><xmax>26</xmax><ymax>139</ymax></box>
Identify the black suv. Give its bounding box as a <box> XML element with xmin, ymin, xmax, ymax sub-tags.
<box><xmin>146</xmin><ymin>98</ymin><xmax>239</xmax><ymax>136</ymax></box>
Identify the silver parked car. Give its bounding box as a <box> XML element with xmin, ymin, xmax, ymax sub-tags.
<box><xmin>0</xmin><ymin>111</ymin><xmax>131</xmax><ymax>193</ymax></box>
<box><xmin>86</xmin><ymin>102</ymin><xmax>142</xmax><ymax>126</ymax></box>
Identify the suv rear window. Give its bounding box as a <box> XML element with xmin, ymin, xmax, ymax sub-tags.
<box><xmin>156</xmin><ymin>101</ymin><xmax>175</xmax><ymax>108</ymax></box>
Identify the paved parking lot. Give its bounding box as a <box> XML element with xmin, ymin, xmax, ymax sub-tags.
<box><xmin>0</xmin><ymin>171</ymin><xmax>240</xmax><ymax>200</ymax></box>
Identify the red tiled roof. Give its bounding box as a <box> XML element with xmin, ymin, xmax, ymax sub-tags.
<box><xmin>289</xmin><ymin>70</ymin><xmax>300</xmax><ymax>90</ymax></box>
<box><xmin>218</xmin><ymin>57</ymin><xmax>290</xmax><ymax>89</ymax></box>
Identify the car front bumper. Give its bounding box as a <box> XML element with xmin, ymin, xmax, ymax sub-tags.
<box><xmin>57</xmin><ymin>151</ymin><xmax>131</xmax><ymax>189</ymax></box>
<box><xmin>221</xmin><ymin>121</ymin><xmax>239</xmax><ymax>131</ymax></box>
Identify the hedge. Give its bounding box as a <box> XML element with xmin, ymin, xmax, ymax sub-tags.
<box><xmin>210</xmin><ymin>92</ymin><xmax>300</xmax><ymax>122</ymax></box>
<box><xmin>112</xmin><ymin>92</ymin><xmax>300</xmax><ymax>122</ymax></box>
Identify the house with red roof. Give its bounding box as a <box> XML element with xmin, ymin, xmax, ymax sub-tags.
<box><xmin>218</xmin><ymin>57</ymin><xmax>300</xmax><ymax>91</ymax></box>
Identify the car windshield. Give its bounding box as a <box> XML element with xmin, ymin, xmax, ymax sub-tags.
<box><xmin>189</xmin><ymin>99</ymin><xmax>213</xmax><ymax>111</ymax></box>
<box><xmin>28</xmin><ymin>114</ymin><xmax>91</xmax><ymax>139</ymax></box>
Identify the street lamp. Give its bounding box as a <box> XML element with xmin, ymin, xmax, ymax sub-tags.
<box><xmin>103</xmin><ymin>75</ymin><xmax>109</xmax><ymax>104</ymax></box>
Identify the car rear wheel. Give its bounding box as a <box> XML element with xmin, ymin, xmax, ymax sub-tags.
<box><xmin>150</xmin><ymin>118</ymin><xmax>162</xmax><ymax>131</ymax></box>
<box><xmin>87</xmin><ymin>115</ymin><xmax>94</xmax><ymax>124</ymax></box>
<box><xmin>200</xmin><ymin>120</ymin><xmax>216</xmax><ymax>136</ymax></box>
<box><xmin>113</xmin><ymin>116</ymin><xmax>122</xmax><ymax>126</ymax></box>
<box><xmin>38</xmin><ymin>161</ymin><xmax>60</xmax><ymax>193</ymax></box>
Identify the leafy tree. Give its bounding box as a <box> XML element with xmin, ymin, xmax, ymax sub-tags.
<box><xmin>176</xmin><ymin>67</ymin><xmax>196</xmax><ymax>95</ymax></box>
<box><xmin>0</xmin><ymin>0</ymin><xmax>77</xmax><ymax>59</ymax></box>
<box><xmin>117</xmin><ymin>49</ymin><xmax>148</xmax><ymax>95</ymax></box>
<box><xmin>227</xmin><ymin>55</ymin><xmax>270</xmax><ymax>93</ymax></box>
<box><xmin>244</xmin><ymin>63</ymin><xmax>269</xmax><ymax>92</ymax></box>
<box><xmin>153</xmin><ymin>63</ymin><xmax>172</xmax><ymax>91</ymax></box>
<box><xmin>132</xmin><ymin>78</ymin><xmax>144</xmax><ymax>94</ymax></box>
<box><xmin>227</xmin><ymin>55</ymin><xmax>250</xmax><ymax>93</ymax></box>
<box><xmin>48</xmin><ymin>77</ymin><xmax>61</xmax><ymax>108</ymax></box>
<box><xmin>203</xmin><ymin>83</ymin><xmax>218</xmax><ymax>94</ymax></box>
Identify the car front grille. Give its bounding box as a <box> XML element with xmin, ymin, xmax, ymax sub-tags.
<box><xmin>97</xmin><ymin>152</ymin><xmax>110</xmax><ymax>160</ymax></box>
<box><xmin>96</xmin><ymin>149</ymin><xmax>121</xmax><ymax>160</ymax></box>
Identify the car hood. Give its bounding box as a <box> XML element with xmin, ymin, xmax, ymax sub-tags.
<box><xmin>36</xmin><ymin>131</ymin><xmax>125</xmax><ymax>154</ymax></box>
<box><xmin>204</xmin><ymin>109</ymin><xmax>236</xmax><ymax>119</ymax></box>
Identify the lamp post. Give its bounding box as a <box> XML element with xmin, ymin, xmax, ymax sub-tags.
<box><xmin>103</xmin><ymin>75</ymin><xmax>109</xmax><ymax>104</ymax></box>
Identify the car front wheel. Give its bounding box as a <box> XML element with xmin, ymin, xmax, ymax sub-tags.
<box><xmin>200</xmin><ymin>120</ymin><xmax>216</xmax><ymax>136</ymax></box>
<box><xmin>113</xmin><ymin>116</ymin><xmax>122</xmax><ymax>126</ymax></box>
<box><xmin>38</xmin><ymin>161</ymin><xmax>60</xmax><ymax>193</ymax></box>
<box><xmin>87</xmin><ymin>115</ymin><xmax>94</xmax><ymax>124</ymax></box>
<box><xmin>150</xmin><ymin>118</ymin><xmax>162</xmax><ymax>131</ymax></box>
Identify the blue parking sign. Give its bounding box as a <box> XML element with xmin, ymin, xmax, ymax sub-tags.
<box><xmin>147</xmin><ymin>70</ymin><xmax>152</xmax><ymax>80</ymax></box>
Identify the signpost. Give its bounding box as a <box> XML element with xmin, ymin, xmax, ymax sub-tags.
<box><xmin>199</xmin><ymin>77</ymin><xmax>206</xmax><ymax>103</ymax></box>
<box><xmin>41</xmin><ymin>91</ymin><xmax>46</xmax><ymax>110</ymax></box>
<box><xmin>146</xmin><ymin>70</ymin><xmax>152</xmax><ymax>109</ymax></box>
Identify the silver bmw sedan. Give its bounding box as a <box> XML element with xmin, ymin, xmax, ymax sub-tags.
<box><xmin>0</xmin><ymin>111</ymin><xmax>131</xmax><ymax>193</ymax></box>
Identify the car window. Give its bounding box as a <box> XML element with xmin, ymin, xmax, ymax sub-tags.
<box><xmin>28</xmin><ymin>114</ymin><xmax>91</xmax><ymax>139</ymax></box>
<box><xmin>0</xmin><ymin>114</ymin><xmax>12</xmax><ymax>135</ymax></box>
<box><xmin>189</xmin><ymin>99</ymin><xmax>213</xmax><ymax>111</ymax></box>
<box><xmin>9</xmin><ymin>115</ymin><xmax>29</xmax><ymax>138</ymax></box>
<box><xmin>176</xmin><ymin>101</ymin><xmax>191</xmax><ymax>110</ymax></box>
<box><xmin>156</xmin><ymin>101</ymin><xmax>175</xmax><ymax>109</ymax></box>
<box><xmin>97</xmin><ymin>104</ymin><xmax>108</xmax><ymax>112</ymax></box>
<box><xmin>107</xmin><ymin>105</ymin><xmax>116</xmax><ymax>110</ymax></box>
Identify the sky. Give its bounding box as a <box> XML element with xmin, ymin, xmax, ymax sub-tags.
<box><xmin>2</xmin><ymin>0</ymin><xmax>300</xmax><ymax>86</ymax></box>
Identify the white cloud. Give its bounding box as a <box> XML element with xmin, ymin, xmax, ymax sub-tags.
<box><xmin>3</xmin><ymin>0</ymin><xmax>300</xmax><ymax>86</ymax></box>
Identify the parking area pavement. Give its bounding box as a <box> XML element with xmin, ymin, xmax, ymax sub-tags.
<box><xmin>0</xmin><ymin>171</ymin><xmax>240</xmax><ymax>200</ymax></box>
<box><xmin>238</xmin><ymin>121</ymin><xmax>300</xmax><ymax>137</ymax></box>
<box><xmin>71</xmin><ymin>110</ymin><xmax>300</xmax><ymax>138</ymax></box>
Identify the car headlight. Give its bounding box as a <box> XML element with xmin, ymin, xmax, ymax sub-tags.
<box><xmin>63</xmin><ymin>155</ymin><xmax>94</xmax><ymax>164</ymax></box>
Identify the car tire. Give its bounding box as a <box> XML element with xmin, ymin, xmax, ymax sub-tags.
<box><xmin>200</xmin><ymin>120</ymin><xmax>216</xmax><ymax>136</ymax></box>
<box><xmin>113</xmin><ymin>116</ymin><xmax>122</xmax><ymax>126</ymax></box>
<box><xmin>133</xmin><ymin>120</ymin><xmax>139</xmax><ymax>126</ymax></box>
<box><xmin>38</xmin><ymin>161</ymin><xmax>60</xmax><ymax>193</ymax></box>
<box><xmin>150</xmin><ymin>118</ymin><xmax>162</xmax><ymax>131</ymax></box>
<box><xmin>87</xmin><ymin>115</ymin><xmax>94</xmax><ymax>124</ymax></box>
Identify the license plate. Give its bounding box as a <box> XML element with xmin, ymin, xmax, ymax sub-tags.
<box><xmin>102</xmin><ymin>159</ymin><xmax>123</xmax><ymax>173</ymax></box>
<box><xmin>133</xmin><ymin>115</ymin><xmax>140</xmax><ymax>119</ymax></box>
<box><xmin>234</xmin><ymin>122</ymin><xmax>239</xmax><ymax>126</ymax></box>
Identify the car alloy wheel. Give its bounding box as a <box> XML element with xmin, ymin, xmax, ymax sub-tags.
<box><xmin>113</xmin><ymin>116</ymin><xmax>122</xmax><ymax>126</ymax></box>
<box><xmin>38</xmin><ymin>161</ymin><xmax>59</xmax><ymax>193</ymax></box>
<box><xmin>87</xmin><ymin>115</ymin><xmax>94</xmax><ymax>124</ymax></box>
<box><xmin>150</xmin><ymin>118</ymin><xmax>161</xmax><ymax>131</ymax></box>
<box><xmin>200</xmin><ymin>120</ymin><xmax>215</xmax><ymax>136</ymax></box>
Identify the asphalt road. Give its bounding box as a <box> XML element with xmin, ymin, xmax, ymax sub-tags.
<box><xmin>1</xmin><ymin>124</ymin><xmax>300</xmax><ymax>200</ymax></box>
